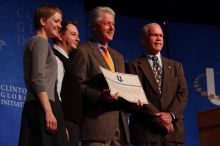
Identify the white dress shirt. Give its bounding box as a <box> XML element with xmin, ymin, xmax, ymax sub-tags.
<box><xmin>145</xmin><ymin>52</ymin><xmax>163</xmax><ymax>69</ymax></box>
<box><xmin>53</xmin><ymin>44</ymin><xmax>69</xmax><ymax>101</ymax></box>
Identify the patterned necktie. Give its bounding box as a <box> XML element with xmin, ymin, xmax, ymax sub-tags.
<box><xmin>151</xmin><ymin>56</ymin><xmax>162</xmax><ymax>93</ymax></box>
<box><xmin>101</xmin><ymin>45</ymin><xmax>115</xmax><ymax>72</ymax></box>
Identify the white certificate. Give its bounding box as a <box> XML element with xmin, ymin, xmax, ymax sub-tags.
<box><xmin>100</xmin><ymin>66</ymin><xmax>148</xmax><ymax>104</ymax></box>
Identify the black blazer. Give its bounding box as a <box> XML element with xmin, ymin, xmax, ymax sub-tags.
<box><xmin>53</xmin><ymin>48</ymin><xmax>83</xmax><ymax>125</ymax></box>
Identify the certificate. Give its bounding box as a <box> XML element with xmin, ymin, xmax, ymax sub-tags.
<box><xmin>100</xmin><ymin>66</ymin><xmax>148</xmax><ymax>104</ymax></box>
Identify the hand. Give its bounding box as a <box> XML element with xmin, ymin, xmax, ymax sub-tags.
<box><xmin>154</xmin><ymin>112</ymin><xmax>172</xmax><ymax>124</ymax></box>
<box><xmin>154</xmin><ymin>112</ymin><xmax>174</xmax><ymax>134</ymax></box>
<box><xmin>161</xmin><ymin>122</ymin><xmax>174</xmax><ymax>134</ymax></box>
<box><xmin>100</xmin><ymin>89</ymin><xmax>118</xmax><ymax>103</ymax></box>
<box><xmin>134</xmin><ymin>99</ymin><xmax>144</xmax><ymax>109</ymax></box>
<box><xmin>137</xmin><ymin>99</ymin><xmax>144</xmax><ymax>107</ymax></box>
<box><xmin>45</xmin><ymin>111</ymin><xmax>57</xmax><ymax>134</ymax></box>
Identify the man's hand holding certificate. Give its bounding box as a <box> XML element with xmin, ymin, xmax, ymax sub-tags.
<box><xmin>100</xmin><ymin>66</ymin><xmax>148</xmax><ymax>104</ymax></box>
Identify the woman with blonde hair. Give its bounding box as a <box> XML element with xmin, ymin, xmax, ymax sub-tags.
<box><xmin>18</xmin><ymin>5</ymin><xmax>68</xmax><ymax>146</ymax></box>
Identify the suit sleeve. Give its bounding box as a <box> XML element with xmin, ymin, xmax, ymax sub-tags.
<box><xmin>167</xmin><ymin>63</ymin><xmax>188</xmax><ymax>119</ymax></box>
<box><xmin>71</xmin><ymin>47</ymin><xmax>101</xmax><ymax>104</ymax></box>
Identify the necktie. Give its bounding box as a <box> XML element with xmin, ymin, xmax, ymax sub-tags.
<box><xmin>151</xmin><ymin>56</ymin><xmax>162</xmax><ymax>93</ymax></box>
<box><xmin>101</xmin><ymin>45</ymin><xmax>115</xmax><ymax>72</ymax></box>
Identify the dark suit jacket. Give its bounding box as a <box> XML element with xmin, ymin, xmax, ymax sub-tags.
<box><xmin>126</xmin><ymin>55</ymin><xmax>188</xmax><ymax>144</ymax></box>
<box><xmin>71</xmin><ymin>39</ymin><xmax>130</xmax><ymax>143</ymax></box>
<box><xmin>53</xmin><ymin>48</ymin><xmax>83</xmax><ymax>125</ymax></box>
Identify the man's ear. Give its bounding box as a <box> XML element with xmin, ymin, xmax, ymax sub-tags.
<box><xmin>92</xmin><ymin>26</ymin><xmax>96</xmax><ymax>31</ymax></box>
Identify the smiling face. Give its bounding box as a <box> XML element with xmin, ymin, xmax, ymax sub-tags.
<box><xmin>43</xmin><ymin>12</ymin><xmax>62</xmax><ymax>38</ymax></box>
<box><xmin>142</xmin><ymin>24</ymin><xmax>164</xmax><ymax>55</ymax></box>
<box><xmin>92</xmin><ymin>12</ymin><xmax>115</xmax><ymax>45</ymax></box>
<box><xmin>61</xmin><ymin>23</ymin><xmax>80</xmax><ymax>52</ymax></box>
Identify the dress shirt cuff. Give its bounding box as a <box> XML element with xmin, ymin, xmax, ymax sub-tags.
<box><xmin>169</xmin><ymin>112</ymin><xmax>177</xmax><ymax>123</ymax></box>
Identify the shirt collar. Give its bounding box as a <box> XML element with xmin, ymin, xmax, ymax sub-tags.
<box><xmin>145</xmin><ymin>52</ymin><xmax>162</xmax><ymax>67</ymax></box>
<box><xmin>53</xmin><ymin>44</ymin><xmax>69</xmax><ymax>59</ymax></box>
<box><xmin>145</xmin><ymin>52</ymin><xmax>161</xmax><ymax>59</ymax></box>
<box><xmin>97</xmin><ymin>42</ymin><xmax>108</xmax><ymax>49</ymax></box>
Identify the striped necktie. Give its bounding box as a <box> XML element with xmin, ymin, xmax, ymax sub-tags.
<box><xmin>151</xmin><ymin>56</ymin><xmax>162</xmax><ymax>93</ymax></box>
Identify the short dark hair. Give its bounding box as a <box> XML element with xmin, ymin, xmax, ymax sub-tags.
<box><xmin>33</xmin><ymin>4</ymin><xmax>62</xmax><ymax>30</ymax></box>
<box><xmin>53</xmin><ymin>20</ymin><xmax>78</xmax><ymax>44</ymax></box>
<box><xmin>60</xmin><ymin>20</ymin><xmax>78</xmax><ymax>35</ymax></box>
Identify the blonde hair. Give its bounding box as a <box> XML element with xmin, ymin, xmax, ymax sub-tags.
<box><xmin>33</xmin><ymin>4</ymin><xmax>62</xmax><ymax>30</ymax></box>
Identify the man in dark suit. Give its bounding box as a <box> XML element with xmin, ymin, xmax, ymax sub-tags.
<box><xmin>126</xmin><ymin>23</ymin><xmax>188</xmax><ymax>146</ymax></box>
<box><xmin>71</xmin><ymin>6</ymin><xmax>130</xmax><ymax>146</ymax></box>
<box><xmin>53</xmin><ymin>20</ymin><xmax>82</xmax><ymax>146</ymax></box>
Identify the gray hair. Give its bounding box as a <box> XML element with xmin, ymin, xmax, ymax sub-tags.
<box><xmin>141</xmin><ymin>23</ymin><xmax>161</xmax><ymax>36</ymax></box>
<box><xmin>90</xmin><ymin>6</ymin><xmax>115</xmax><ymax>26</ymax></box>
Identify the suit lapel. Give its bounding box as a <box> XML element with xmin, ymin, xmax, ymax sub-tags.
<box><xmin>161</xmin><ymin>57</ymin><xmax>173</xmax><ymax>99</ymax></box>
<box><xmin>88</xmin><ymin>41</ymin><xmax>111</xmax><ymax>70</ymax></box>
<box><xmin>138</xmin><ymin>56</ymin><xmax>160</xmax><ymax>95</ymax></box>
<box><xmin>108</xmin><ymin>48</ymin><xmax>120</xmax><ymax>72</ymax></box>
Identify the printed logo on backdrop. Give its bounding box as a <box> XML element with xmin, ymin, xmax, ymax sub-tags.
<box><xmin>0</xmin><ymin>84</ymin><xmax>26</xmax><ymax>108</ymax></box>
<box><xmin>17</xmin><ymin>7</ymin><xmax>34</xmax><ymax>46</ymax></box>
<box><xmin>0</xmin><ymin>38</ymin><xmax>7</xmax><ymax>50</ymax></box>
<box><xmin>194</xmin><ymin>68</ymin><xmax>220</xmax><ymax>105</ymax></box>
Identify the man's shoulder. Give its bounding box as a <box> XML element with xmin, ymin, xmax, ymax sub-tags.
<box><xmin>162</xmin><ymin>57</ymin><xmax>184</xmax><ymax>70</ymax></box>
<box><xmin>127</xmin><ymin>55</ymin><xmax>145</xmax><ymax>65</ymax></box>
<box><xmin>162</xmin><ymin>56</ymin><xmax>182</xmax><ymax>65</ymax></box>
<box><xmin>109</xmin><ymin>47</ymin><xmax>124</xmax><ymax>57</ymax></box>
<box><xmin>79</xmin><ymin>39</ymin><xmax>101</xmax><ymax>48</ymax></box>
<box><xmin>78</xmin><ymin>40</ymin><xmax>92</xmax><ymax>48</ymax></box>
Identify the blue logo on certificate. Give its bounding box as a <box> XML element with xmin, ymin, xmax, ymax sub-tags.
<box><xmin>117</xmin><ymin>75</ymin><xmax>123</xmax><ymax>82</ymax></box>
